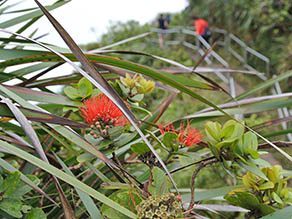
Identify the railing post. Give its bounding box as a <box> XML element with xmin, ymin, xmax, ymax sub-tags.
<box><xmin>243</xmin><ymin>46</ymin><xmax>247</xmax><ymax>67</ymax></box>
<box><xmin>266</xmin><ymin>60</ymin><xmax>270</xmax><ymax>77</ymax></box>
<box><xmin>196</xmin><ymin>35</ymin><xmax>200</xmax><ymax>49</ymax></box>
<box><xmin>225</xmin><ymin>33</ymin><xmax>231</xmax><ymax>59</ymax></box>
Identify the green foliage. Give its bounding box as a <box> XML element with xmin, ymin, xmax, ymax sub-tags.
<box><xmin>64</xmin><ymin>77</ymin><xmax>99</xmax><ymax>100</ymax></box>
<box><xmin>100</xmin><ymin>189</ymin><xmax>142</xmax><ymax>219</ymax></box>
<box><xmin>225</xmin><ymin>191</ymin><xmax>275</xmax><ymax>217</ymax></box>
<box><xmin>186</xmin><ymin>0</ymin><xmax>292</xmax><ymax>73</ymax></box>
<box><xmin>120</xmin><ymin>73</ymin><xmax>155</xmax><ymax>95</ymax></box>
<box><xmin>225</xmin><ymin>165</ymin><xmax>292</xmax><ymax>217</ymax></box>
<box><xmin>162</xmin><ymin>132</ymin><xmax>179</xmax><ymax>151</ymax></box>
<box><xmin>25</xmin><ymin>208</ymin><xmax>47</xmax><ymax>219</ymax></box>
<box><xmin>0</xmin><ymin>0</ymin><xmax>291</xmax><ymax>218</ymax></box>
<box><xmin>204</xmin><ymin>120</ymin><xmax>259</xmax><ymax>160</ymax></box>
<box><xmin>0</xmin><ymin>171</ymin><xmax>45</xmax><ymax>218</ymax></box>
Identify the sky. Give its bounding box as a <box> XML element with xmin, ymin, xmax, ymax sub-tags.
<box><xmin>1</xmin><ymin>0</ymin><xmax>188</xmax><ymax>47</ymax></box>
<box><xmin>0</xmin><ymin>0</ymin><xmax>187</xmax><ymax>88</ymax></box>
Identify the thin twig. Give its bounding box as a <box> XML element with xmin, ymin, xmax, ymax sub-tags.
<box><xmin>187</xmin><ymin>159</ymin><xmax>217</xmax><ymax>212</ymax></box>
<box><xmin>258</xmin><ymin>141</ymin><xmax>292</xmax><ymax>149</ymax></box>
<box><xmin>17</xmin><ymin>63</ymin><xmax>63</xmax><ymax>87</ymax></box>
<box><xmin>105</xmin><ymin>162</ymin><xmax>126</xmax><ymax>183</ymax></box>
<box><xmin>112</xmin><ymin>153</ymin><xmax>147</xmax><ymax>196</ymax></box>
<box><xmin>170</xmin><ymin>156</ymin><xmax>215</xmax><ymax>174</ymax></box>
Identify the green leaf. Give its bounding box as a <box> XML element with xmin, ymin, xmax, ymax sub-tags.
<box><xmin>0</xmin><ymin>102</ymin><xmax>86</xmax><ymax>128</ymax></box>
<box><xmin>162</xmin><ymin>132</ymin><xmax>179</xmax><ymax>151</ymax></box>
<box><xmin>0</xmin><ymin>140</ymin><xmax>136</xmax><ymax>218</ymax></box>
<box><xmin>216</xmin><ymin>137</ymin><xmax>237</xmax><ymax>149</ymax></box>
<box><xmin>222</xmin><ymin>120</ymin><xmax>244</xmax><ymax>140</ymax></box>
<box><xmin>0</xmin><ymin>199</ymin><xmax>22</xmax><ymax>218</ymax></box>
<box><xmin>130</xmin><ymin>142</ymin><xmax>150</xmax><ymax>155</ymax></box>
<box><xmin>209</xmin><ymin>144</ymin><xmax>221</xmax><ymax>159</ymax></box>
<box><xmin>204</xmin><ymin>121</ymin><xmax>221</xmax><ymax>145</ymax></box>
<box><xmin>0</xmin><ymin>1</ymin><xmax>69</xmax><ymax>29</ymax></box>
<box><xmin>64</xmin><ymin>86</ymin><xmax>81</xmax><ymax>100</ymax></box>
<box><xmin>261</xmin><ymin>205</ymin><xmax>292</xmax><ymax>218</ymax></box>
<box><xmin>55</xmin><ymin>154</ymin><xmax>102</xmax><ymax>219</ymax></box>
<box><xmin>272</xmin><ymin>192</ymin><xmax>283</xmax><ymax>204</ymax></box>
<box><xmin>181</xmin><ymin>185</ymin><xmax>244</xmax><ymax>202</ymax></box>
<box><xmin>113</xmin><ymin>133</ymin><xmax>137</xmax><ymax>147</ymax></box>
<box><xmin>130</xmin><ymin>93</ymin><xmax>144</xmax><ymax>102</ymax></box>
<box><xmin>237</xmin><ymin>160</ymin><xmax>269</xmax><ymax>181</ymax></box>
<box><xmin>21</xmin><ymin>205</ymin><xmax>31</xmax><ymax>214</ymax></box>
<box><xmin>25</xmin><ymin>208</ymin><xmax>46</xmax><ymax>219</ymax></box>
<box><xmin>148</xmin><ymin>167</ymin><xmax>170</xmax><ymax>196</ymax></box>
<box><xmin>0</xmin><ymin>63</ymin><xmax>54</xmax><ymax>83</ymax></box>
<box><xmin>77</xmin><ymin>152</ymin><xmax>95</xmax><ymax>163</ymax></box>
<box><xmin>0</xmin><ymin>171</ymin><xmax>21</xmax><ymax>198</ymax></box>
<box><xmin>3</xmin><ymin>85</ymin><xmax>78</xmax><ymax>106</ymax></box>
<box><xmin>101</xmin><ymin>190</ymin><xmax>142</xmax><ymax>219</ymax></box>
<box><xmin>259</xmin><ymin>182</ymin><xmax>274</xmax><ymax>190</ymax></box>
<box><xmin>0</xmin><ymin>158</ymin><xmax>55</xmax><ymax>204</ymax></box>
<box><xmin>130</xmin><ymin>104</ymin><xmax>152</xmax><ymax>116</ymax></box>
<box><xmin>258</xmin><ymin>204</ymin><xmax>276</xmax><ymax>216</ymax></box>
<box><xmin>78</xmin><ymin>77</ymin><xmax>92</xmax><ymax>98</ymax></box>
<box><xmin>100</xmin><ymin>182</ymin><xmax>131</xmax><ymax>190</ymax></box>
<box><xmin>235</xmin><ymin>70</ymin><xmax>292</xmax><ymax>100</ymax></box>
<box><xmin>243</xmin><ymin>131</ymin><xmax>258</xmax><ymax>152</ymax></box>
<box><xmin>247</xmin><ymin>150</ymin><xmax>260</xmax><ymax>160</ymax></box>
<box><xmin>225</xmin><ymin>192</ymin><xmax>260</xmax><ymax>210</ymax></box>
<box><xmin>10</xmin><ymin>175</ymin><xmax>40</xmax><ymax>199</ymax></box>
<box><xmin>220</xmin><ymin>124</ymin><xmax>235</xmax><ymax>139</ymax></box>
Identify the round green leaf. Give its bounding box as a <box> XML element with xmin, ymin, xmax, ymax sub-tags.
<box><xmin>25</xmin><ymin>208</ymin><xmax>47</xmax><ymax>219</ymax></box>
<box><xmin>131</xmin><ymin>142</ymin><xmax>150</xmax><ymax>155</ymax></box>
<box><xmin>162</xmin><ymin>132</ymin><xmax>179</xmax><ymax>151</ymax></box>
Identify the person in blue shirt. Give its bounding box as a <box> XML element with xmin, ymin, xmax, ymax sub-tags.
<box><xmin>156</xmin><ymin>14</ymin><xmax>168</xmax><ymax>48</ymax></box>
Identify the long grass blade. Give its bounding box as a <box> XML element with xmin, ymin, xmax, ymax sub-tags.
<box><xmin>0</xmin><ymin>1</ymin><xmax>69</xmax><ymax>28</ymax></box>
<box><xmin>0</xmin><ymin>157</ymin><xmax>57</xmax><ymax>205</ymax></box>
<box><xmin>33</xmin><ymin>0</ymin><xmax>180</xmax><ymax>193</ymax></box>
<box><xmin>0</xmin><ymin>140</ymin><xmax>137</xmax><ymax>218</ymax></box>
<box><xmin>3</xmin><ymin>85</ymin><xmax>78</xmax><ymax>106</ymax></box>
<box><xmin>3</xmin><ymin>26</ymin><xmax>292</xmax><ymax>172</ymax></box>
<box><xmin>55</xmin><ymin>154</ymin><xmax>103</xmax><ymax>219</ymax></box>
<box><xmin>0</xmin><ymin>102</ymin><xmax>86</xmax><ymax>128</ymax></box>
<box><xmin>0</xmin><ymin>83</ymin><xmax>118</xmax><ymax>170</ymax></box>
<box><xmin>0</xmin><ymin>52</ymin><xmax>215</xmax><ymax>90</ymax></box>
<box><xmin>0</xmin><ymin>95</ymin><xmax>77</xmax><ymax>218</ymax></box>
<box><xmin>235</xmin><ymin>70</ymin><xmax>292</xmax><ymax>100</ymax></box>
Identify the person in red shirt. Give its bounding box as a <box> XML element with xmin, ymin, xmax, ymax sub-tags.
<box><xmin>192</xmin><ymin>16</ymin><xmax>211</xmax><ymax>43</ymax></box>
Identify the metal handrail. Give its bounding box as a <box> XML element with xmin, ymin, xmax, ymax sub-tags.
<box><xmin>148</xmin><ymin>26</ymin><xmax>291</xmax><ymax>140</ymax></box>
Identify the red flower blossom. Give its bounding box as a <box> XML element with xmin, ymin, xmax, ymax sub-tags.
<box><xmin>79</xmin><ymin>94</ymin><xmax>129</xmax><ymax>127</ymax></box>
<box><xmin>159</xmin><ymin>122</ymin><xmax>202</xmax><ymax>147</ymax></box>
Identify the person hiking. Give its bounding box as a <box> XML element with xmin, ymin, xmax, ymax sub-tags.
<box><xmin>192</xmin><ymin>16</ymin><xmax>211</xmax><ymax>43</ymax></box>
<box><xmin>156</xmin><ymin>14</ymin><xmax>168</xmax><ymax>48</ymax></box>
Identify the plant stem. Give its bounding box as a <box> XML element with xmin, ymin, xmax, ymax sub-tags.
<box><xmin>170</xmin><ymin>156</ymin><xmax>216</xmax><ymax>174</ymax></box>
<box><xmin>187</xmin><ymin>159</ymin><xmax>217</xmax><ymax>212</ymax></box>
<box><xmin>112</xmin><ymin>152</ymin><xmax>146</xmax><ymax>196</ymax></box>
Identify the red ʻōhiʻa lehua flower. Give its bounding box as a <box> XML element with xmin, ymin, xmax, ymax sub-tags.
<box><xmin>159</xmin><ymin>122</ymin><xmax>202</xmax><ymax>147</ymax></box>
<box><xmin>79</xmin><ymin>94</ymin><xmax>129</xmax><ymax>127</ymax></box>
